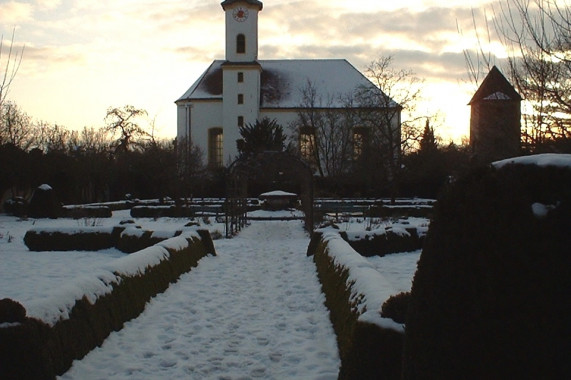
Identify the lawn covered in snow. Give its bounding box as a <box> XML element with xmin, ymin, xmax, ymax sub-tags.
<box><xmin>0</xmin><ymin>210</ymin><xmax>224</xmax><ymax>321</ymax></box>
<box><xmin>1</xmin><ymin>210</ymin><xmax>422</xmax><ymax>379</ymax></box>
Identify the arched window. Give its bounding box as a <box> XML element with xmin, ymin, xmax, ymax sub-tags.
<box><xmin>208</xmin><ymin>128</ymin><xmax>223</xmax><ymax>168</ymax></box>
<box><xmin>353</xmin><ymin>126</ymin><xmax>369</xmax><ymax>160</ymax></box>
<box><xmin>299</xmin><ymin>126</ymin><xmax>316</xmax><ymax>162</ymax></box>
<box><xmin>236</xmin><ymin>34</ymin><xmax>246</xmax><ymax>54</ymax></box>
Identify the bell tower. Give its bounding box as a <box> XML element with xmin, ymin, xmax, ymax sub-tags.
<box><xmin>220</xmin><ymin>0</ymin><xmax>263</xmax><ymax>163</ymax></box>
<box><xmin>221</xmin><ymin>0</ymin><xmax>263</xmax><ymax>63</ymax></box>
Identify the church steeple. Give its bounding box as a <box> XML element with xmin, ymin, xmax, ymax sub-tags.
<box><xmin>221</xmin><ymin>0</ymin><xmax>263</xmax><ymax>62</ymax></box>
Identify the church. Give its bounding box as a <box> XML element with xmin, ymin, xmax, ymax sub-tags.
<box><xmin>176</xmin><ymin>0</ymin><xmax>401</xmax><ymax>169</ymax></box>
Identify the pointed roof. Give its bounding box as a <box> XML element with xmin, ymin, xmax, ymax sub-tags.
<box><xmin>221</xmin><ymin>0</ymin><xmax>263</xmax><ymax>10</ymax></box>
<box><xmin>176</xmin><ymin>59</ymin><xmax>399</xmax><ymax>109</ymax></box>
<box><xmin>468</xmin><ymin>66</ymin><xmax>522</xmax><ymax>105</ymax></box>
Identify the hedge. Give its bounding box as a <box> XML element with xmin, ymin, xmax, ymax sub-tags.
<box><xmin>308</xmin><ymin>230</ymin><xmax>404</xmax><ymax>380</ymax></box>
<box><xmin>340</xmin><ymin>228</ymin><xmax>423</xmax><ymax>257</ymax></box>
<box><xmin>1</xmin><ymin>230</ymin><xmax>216</xmax><ymax>380</ymax></box>
<box><xmin>404</xmin><ymin>160</ymin><xmax>571</xmax><ymax>379</ymax></box>
<box><xmin>24</xmin><ymin>227</ymin><xmax>125</xmax><ymax>251</ymax></box>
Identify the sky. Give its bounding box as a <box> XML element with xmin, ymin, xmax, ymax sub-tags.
<box><xmin>1</xmin><ymin>0</ymin><xmax>507</xmax><ymax>142</ymax></box>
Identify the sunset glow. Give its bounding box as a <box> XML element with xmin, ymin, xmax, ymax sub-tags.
<box><xmin>1</xmin><ymin>0</ymin><xmax>502</xmax><ymax>143</ymax></box>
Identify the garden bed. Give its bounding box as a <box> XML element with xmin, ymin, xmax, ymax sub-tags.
<box><xmin>1</xmin><ymin>229</ymin><xmax>216</xmax><ymax>379</ymax></box>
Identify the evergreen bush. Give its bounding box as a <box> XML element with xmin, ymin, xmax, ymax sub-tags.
<box><xmin>403</xmin><ymin>163</ymin><xmax>571</xmax><ymax>379</ymax></box>
<box><xmin>381</xmin><ymin>292</ymin><xmax>411</xmax><ymax>324</ymax></box>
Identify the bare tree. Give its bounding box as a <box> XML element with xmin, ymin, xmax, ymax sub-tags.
<box><xmin>0</xmin><ymin>101</ymin><xmax>36</xmax><ymax>149</ymax></box>
<box><xmin>104</xmin><ymin>105</ymin><xmax>149</xmax><ymax>153</ymax></box>
<box><xmin>292</xmin><ymin>80</ymin><xmax>356</xmax><ymax>178</ymax></box>
<box><xmin>0</xmin><ymin>29</ymin><xmax>24</xmax><ymax>110</ymax></box>
<box><xmin>356</xmin><ymin>56</ymin><xmax>425</xmax><ymax>200</ymax></box>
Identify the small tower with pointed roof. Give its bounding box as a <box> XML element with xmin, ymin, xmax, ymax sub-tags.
<box><xmin>469</xmin><ymin>66</ymin><xmax>522</xmax><ymax>163</ymax></box>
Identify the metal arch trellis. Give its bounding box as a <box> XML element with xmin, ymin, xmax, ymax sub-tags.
<box><xmin>225</xmin><ymin>151</ymin><xmax>314</xmax><ymax>235</ymax></box>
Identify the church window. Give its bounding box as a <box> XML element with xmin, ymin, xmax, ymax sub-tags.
<box><xmin>238</xmin><ymin>72</ymin><xmax>244</xmax><ymax>82</ymax></box>
<box><xmin>238</xmin><ymin>94</ymin><xmax>244</xmax><ymax>104</ymax></box>
<box><xmin>237</xmin><ymin>34</ymin><xmax>246</xmax><ymax>54</ymax></box>
<box><xmin>238</xmin><ymin>116</ymin><xmax>244</xmax><ymax>127</ymax></box>
<box><xmin>299</xmin><ymin>126</ymin><xmax>316</xmax><ymax>162</ymax></box>
<box><xmin>353</xmin><ymin>126</ymin><xmax>368</xmax><ymax>160</ymax></box>
<box><xmin>208</xmin><ymin>128</ymin><xmax>223</xmax><ymax>168</ymax></box>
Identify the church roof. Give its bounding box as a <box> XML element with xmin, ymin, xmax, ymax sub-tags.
<box><xmin>176</xmin><ymin>59</ymin><xmax>398</xmax><ymax>109</ymax></box>
<box><xmin>469</xmin><ymin>66</ymin><xmax>522</xmax><ymax>105</ymax></box>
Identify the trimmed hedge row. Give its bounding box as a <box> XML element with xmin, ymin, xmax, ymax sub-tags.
<box><xmin>23</xmin><ymin>226</ymin><xmax>196</xmax><ymax>254</ymax></box>
<box><xmin>340</xmin><ymin>228</ymin><xmax>423</xmax><ymax>257</ymax></box>
<box><xmin>0</xmin><ymin>230</ymin><xmax>216</xmax><ymax>380</ymax></box>
<box><xmin>24</xmin><ymin>227</ymin><xmax>125</xmax><ymax>251</ymax></box>
<box><xmin>307</xmin><ymin>231</ymin><xmax>403</xmax><ymax>380</ymax></box>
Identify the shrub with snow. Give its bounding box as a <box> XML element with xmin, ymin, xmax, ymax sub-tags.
<box><xmin>28</xmin><ymin>184</ymin><xmax>62</xmax><ymax>219</ymax></box>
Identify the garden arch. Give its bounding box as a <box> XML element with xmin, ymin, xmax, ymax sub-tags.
<box><xmin>226</xmin><ymin>151</ymin><xmax>314</xmax><ymax>233</ymax></box>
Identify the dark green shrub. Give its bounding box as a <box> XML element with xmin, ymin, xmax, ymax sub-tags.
<box><xmin>23</xmin><ymin>227</ymin><xmax>124</xmax><ymax>251</ymax></box>
<box><xmin>3</xmin><ymin>197</ymin><xmax>28</xmax><ymax>217</ymax></box>
<box><xmin>342</xmin><ymin>229</ymin><xmax>422</xmax><ymax>257</ymax></box>
<box><xmin>28</xmin><ymin>184</ymin><xmax>62</xmax><ymax>219</ymax></box>
<box><xmin>381</xmin><ymin>292</ymin><xmax>411</xmax><ymax>324</ymax></box>
<box><xmin>0</xmin><ymin>298</ymin><xmax>26</xmax><ymax>323</ymax></box>
<box><xmin>404</xmin><ymin>163</ymin><xmax>571</xmax><ymax>379</ymax></box>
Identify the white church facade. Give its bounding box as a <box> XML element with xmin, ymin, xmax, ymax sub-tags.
<box><xmin>176</xmin><ymin>0</ymin><xmax>401</xmax><ymax>169</ymax></box>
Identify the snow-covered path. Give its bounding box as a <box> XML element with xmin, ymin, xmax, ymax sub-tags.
<box><xmin>59</xmin><ymin>220</ymin><xmax>340</xmax><ymax>380</ymax></box>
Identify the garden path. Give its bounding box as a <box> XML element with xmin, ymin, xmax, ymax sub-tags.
<box><xmin>59</xmin><ymin>220</ymin><xmax>340</xmax><ymax>379</ymax></box>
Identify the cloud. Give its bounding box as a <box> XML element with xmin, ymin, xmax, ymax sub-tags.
<box><xmin>35</xmin><ymin>0</ymin><xmax>62</xmax><ymax>10</ymax></box>
<box><xmin>0</xmin><ymin>1</ymin><xmax>33</xmax><ymax>25</ymax></box>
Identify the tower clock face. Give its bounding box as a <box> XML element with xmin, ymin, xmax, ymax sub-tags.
<box><xmin>232</xmin><ymin>7</ymin><xmax>249</xmax><ymax>22</ymax></box>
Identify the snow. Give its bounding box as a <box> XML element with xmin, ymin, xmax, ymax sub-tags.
<box><xmin>59</xmin><ymin>221</ymin><xmax>340</xmax><ymax>379</ymax></box>
<box><xmin>0</xmin><ymin>211</ymin><xmax>222</xmax><ymax>325</ymax></box>
<box><xmin>484</xmin><ymin>91</ymin><xmax>511</xmax><ymax>100</ymax></box>
<box><xmin>259</xmin><ymin>190</ymin><xmax>297</xmax><ymax>197</ymax></box>
<box><xmin>531</xmin><ymin>202</ymin><xmax>559</xmax><ymax>219</ymax></box>
<box><xmin>1</xmin><ymin>210</ymin><xmax>422</xmax><ymax>378</ymax></box>
<box><xmin>493</xmin><ymin>153</ymin><xmax>571</xmax><ymax>169</ymax></box>
<box><xmin>338</xmin><ymin>217</ymin><xmax>430</xmax><ymax>241</ymax></box>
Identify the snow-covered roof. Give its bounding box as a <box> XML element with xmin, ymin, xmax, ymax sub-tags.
<box><xmin>493</xmin><ymin>153</ymin><xmax>571</xmax><ymax>169</ymax></box>
<box><xmin>259</xmin><ymin>190</ymin><xmax>298</xmax><ymax>198</ymax></box>
<box><xmin>469</xmin><ymin>66</ymin><xmax>522</xmax><ymax>104</ymax></box>
<box><xmin>176</xmin><ymin>59</ymin><xmax>399</xmax><ymax>109</ymax></box>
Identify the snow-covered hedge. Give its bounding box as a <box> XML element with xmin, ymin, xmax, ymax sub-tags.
<box><xmin>0</xmin><ymin>229</ymin><xmax>216</xmax><ymax>379</ymax></box>
<box><xmin>341</xmin><ymin>226</ymin><xmax>425</xmax><ymax>257</ymax></box>
<box><xmin>24</xmin><ymin>226</ymin><xmax>125</xmax><ymax>251</ymax></box>
<box><xmin>308</xmin><ymin>229</ymin><xmax>404</xmax><ymax>380</ymax></box>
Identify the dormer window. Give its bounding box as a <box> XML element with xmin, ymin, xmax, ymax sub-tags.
<box><xmin>236</xmin><ymin>34</ymin><xmax>246</xmax><ymax>54</ymax></box>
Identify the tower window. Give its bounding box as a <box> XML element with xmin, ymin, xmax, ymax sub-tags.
<box><xmin>238</xmin><ymin>116</ymin><xmax>244</xmax><ymax>127</ymax></box>
<box><xmin>236</xmin><ymin>34</ymin><xmax>246</xmax><ymax>54</ymax></box>
<box><xmin>238</xmin><ymin>94</ymin><xmax>244</xmax><ymax>104</ymax></box>
<box><xmin>237</xmin><ymin>72</ymin><xmax>244</xmax><ymax>82</ymax></box>
<box><xmin>208</xmin><ymin>128</ymin><xmax>223</xmax><ymax>168</ymax></box>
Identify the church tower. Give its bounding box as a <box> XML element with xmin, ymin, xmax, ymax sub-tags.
<box><xmin>220</xmin><ymin>0</ymin><xmax>263</xmax><ymax>164</ymax></box>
